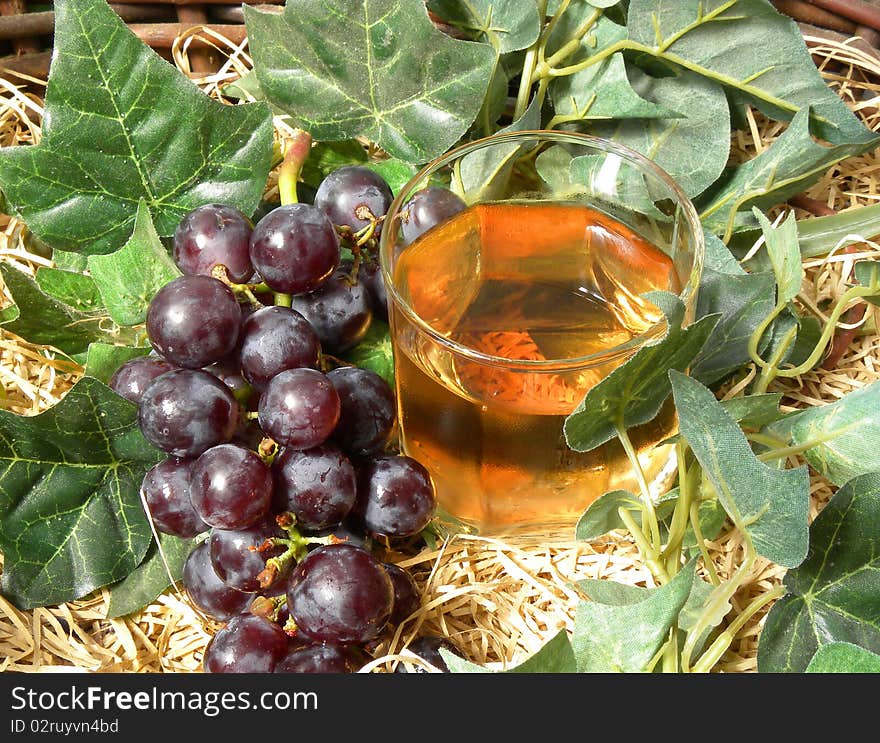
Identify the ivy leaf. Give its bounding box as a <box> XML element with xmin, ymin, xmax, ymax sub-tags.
<box><xmin>427</xmin><ymin>0</ymin><xmax>541</xmax><ymax>53</ymax></box>
<box><xmin>0</xmin><ymin>376</ymin><xmax>163</xmax><ymax>609</ymax></box>
<box><xmin>805</xmin><ymin>643</ymin><xmax>880</xmax><ymax>674</ymax></box>
<box><xmin>34</xmin><ymin>267</ymin><xmax>103</xmax><ymax>312</ymax></box>
<box><xmin>0</xmin><ymin>263</ymin><xmax>113</xmax><ymax>356</ymax></box>
<box><xmin>698</xmin><ymin>109</ymin><xmax>877</xmax><ymax>240</ymax></box>
<box><xmin>563</xmin><ymin>292</ymin><xmax>718</xmax><ymax>453</ymax></box>
<box><xmin>626</xmin><ymin>0</ymin><xmax>877</xmax><ymax>146</ymax></box>
<box><xmin>344</xmin><ymin>320</ymin><xmax>394</xmax><ymax>387</ymax></box>
<box><xmin>107</xmin><ymin>533</ymin><xmax>198</xmax><ymax>618</ymax></box>
<box><xmin>549</xmin><ymin>17</ymin><xmax>675</xmax><ymax>124</ymax></box>
<box><xmin>443</xmin><ymin>629</ymin><xmax>576</xmax><ymax>673</ymax></box>
<box><xmin>365</xmin><ymin>159</ymin><xmax>419</xmax><ymax>195</ymax></box>
<box><xmin>245</xmin><ymin>0</ymin><xmax>497</xmax><ymax>163</ymax></box>
<box><xmin>51</xmin><ymin>249</ymin><xmax>89</xmax><ymax>273</ymax></box>
<box><xmin>670</xmin><ymin>371</ymin><xmax>809</xmax><ymax>568</ymax></box>
<box><xmin>758</xmin><ymin>472</ymin><xmax>880</xmax><ymax>673</ymax></box>
<box><xmin>299</xmin><ymin>140</ymin><xmax>368</xmax><ymax>188</ymax></box>
<box><xmin>87</xmin><ymin>202</ymin><xmax>181</xmax><ymax>327</ymax></box>
<box><xmin>755</xmin><ymin>209</ymin><xmax>802</xmax><ymax>304</ymax></box>
<box><xmin>576</xmin><ymin>489</ymin><xmax>646</xmax><ymax>541</ymax></box>
<box><xmin>773</xmin><ymin>380</ymin><xmax>880</xmax><ymax>487</ymax></box>
<box><xmin>590</xmin><ymin>68</ymin><xmax>729</xmax><ymax>199</ymax></box>
<box><xmin>0</xmin><ymin>0</ymin><xmax>274</xmax><ymax>255</ymax></box>
<box><xmin>84</xmin><ymin>343</ymin><xmax>150</xmax><ymax>384</ymax></box>
<box><xmin>571</xmin><ymin>562</ymin><xmax>695</xmax><ymax>672</ymax></box>
<box><xmin>854</xmin><ymin>260</ymin><xmax>880</xmax><ymax>306</ymax></box>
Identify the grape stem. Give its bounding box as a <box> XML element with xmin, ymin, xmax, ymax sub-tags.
<box><xmin>256</xmin><ymin>514</ymin><xmax>336</xmax><ymax>588</ymax></box>
<box><xmin>278</xmin><ymin>129</ymin><xmax>313</xmax><ymax>206</ymax></box>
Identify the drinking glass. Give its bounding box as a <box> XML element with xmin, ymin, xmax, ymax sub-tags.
<box><xmin>379</xmin><ymin>130</ymin><xmax>704</xmax><ymax>540</ymax></box>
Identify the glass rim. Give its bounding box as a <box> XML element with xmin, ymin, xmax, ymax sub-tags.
<box><xmin>379</xmin><ymin>129</ymin><xmax>705</xmax><ymax>372</ymax></box>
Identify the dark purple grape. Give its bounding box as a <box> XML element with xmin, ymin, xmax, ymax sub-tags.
<box><xmin>287</xmin><ymin>543</ymin><xmax>393</xmax><ymax>644</ymax></box>
<box><xmin>303</xmin><ymin>518</ymin><xmax>372</xmax><ymax>552</ymax></box>
<box><xmin>357</xmin><ymin>260</ymin><xmax>388</xmax><ymax>320</ymax></box>
<box><xmin>314</xmin><ymin>165</ymin><xmax>393</xmax><ymax>233</ymax></box>
<box><xmin>355</xmin><ymin>456</ymin><xmax>436</xmax><ymax>538</ymax></box>
<box><xmin>400</xmin><ymin>187</ymin><xmax>466</xmax><ymax>245</ymax></box>
<box><xmin>384</xmin><ymin>563</ymin><xmax>420</xmax><ymax>626</ymax></box>
<box><xmin>146</xmin><ymin>275</ymin><xmax>241</xmax><ymax>369</ymax></box>
<box><xmin>273</xmin><ymin>444</ymin><xmax>356</xmax><ymax>530</ymax></box>
<box><xmin>173</xmin><ymin>204</ymin><xmax>254</xmax><ymax>284</ymax></box>
<box><xmin>203</xmin><ymin>614</ymin><xmax>289</xmax><ymax>673</ymax></box>
<box><xmin>109</xmin><ymin>356</ymin><xmax>176</xmax><ymax>404</ymax></box>
<box><xmin>274</xmin><ymin>643</ymin><xmax>365</xmax><ymax>673</ymax></box>
<box><xmin>203</xmin><ymin>355</ymin><xmax>251</xmax><ymax>400</ymax></box>
<box><xmin>141</xmin><ymin>457</ymin><xmax>207</xmax><ymax>538</ymax></box>
<box><xmin>290</xmin><ymin>267</ymin><xmax>372</xmax><ymax>355</ymax></box>
<box><xmin>395</xmin><ymin>635</ymin><xmax>462</xmax><ymax>673</ymax></box>
<box><xmin>182</xmin><ymin>541</ymin><xmax>251</xmax><ymax>621</ymax></box>
<box><xmin>190</xmin><ymin>444</ymin><xmax>273</xmax><ymax>529</ymax></box>
<box><xmin>327</xmin><ymin>366</ymin><xmax>396</xmax><ymax>457</ymax></box>
<box><xmin>249</xmin><ymin>204</ymin><xmax>340</xmax><ymax>295</ymax></box>
<box><xmin>238</xmin><ymin>306</ymin><xmax>321</xmax><ymax>391</ymax></box>
<box><xmin>209</xmin><ymin>517</ymin><xmax>284</xmax><ymax>593</ymax></box>
<box><xmin>138</xmin><ymin>369</ymin><xmax>239</xmax><ymax>457</ymax></box>
<box><xmin>258</xmin><ymin>368</ymin><xmax>340</xmax><ymax>449</ymax></box>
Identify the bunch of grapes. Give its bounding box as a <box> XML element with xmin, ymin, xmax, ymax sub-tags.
<box><xmin>109</xmin><ymin>164</ymin><xmax>466</xmax><ymax>673</ymax></box>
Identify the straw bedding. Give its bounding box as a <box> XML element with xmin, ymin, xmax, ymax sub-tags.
<box><xmin>0</xmin><ymin>30</ymin><xmax>877</xmax><ymax>674</ymax></box>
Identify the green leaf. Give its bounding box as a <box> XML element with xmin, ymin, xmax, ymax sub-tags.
<box><xmin>775</xmin><ymin>380</ymin><xmax>880</xmax><ymax>487</ymax></box>
<box><xmin>758</xmin><ymin>472</ymin><xmax>880</xmax><ymax>673</ymax></box>
<box><xmin>854</xmin><ymin>260</ymin><xmax>880</xmax><ymax>306</ymax></box>
<box><xmin>0</xmin><ymin>376</ymin><xmax>163</xmax><ymax>609</ymax></box>
<box><xmin>245</xmin><ymin>0</ymin><xmax>497</xmax><ymax>163</ymax></box>
<box><xmin>689</xmin><ymin>266</ymin><xmax>777</xmax><ymax>386</ymax></box>
<box><xmin>670</xmin><ymin>371</ymin><xmax>809</xmax><ymax>568</ymax></box>
<box><xmin>456</xmin><ymin>95</ymin><xmax>542</xmax><ymax>200</ymax></box>
<box><xmin>107</xmin><ymin>533</ymin><xmax>197</xmax><ymax>618</ymax></box>
<box><xmin>0</xmin><ymin>263</ymin><xmax>113</xmax><ymax>356</ymax></box>
<box><xmin>626</xmin><ymin>0</ymin><xmax>877</xmax><ymax>146</ymax></box>
<box><xmin>699</xmin><ymin>109</ymin><xmax>878</xmax><ymax>240</ymax></box>
<box><xmin>755</xmin><ymin>209</ymin><xmax>802</xmax><ymax>304</ymax></box>
<box><xmin>443</xmin><ymin>629</ymin><xmax>576</xmax><ymax>673</ymax></box>
<box><xmin>344</xmin><ymin>319</ymin><xmax>394</xmax><ymax>387</ymax></box>
<box><xmin>52</xmin><ymin>249</ymin><xmax>90</xmax><ymax>273</ymax></box>
<box><xmin>717</xmin><ymin>393</ymin><xmax>787</xmax><ymax>429</ymax></box>
<box><xmin>0</xmin><ymin>0</ymin><xmax>274</xmax><ymax>255</ymax></box>
<box><xmin>550</xmin><ymin>17</ymin><xmax>676</xmax><ymax>124</ymax></box>
<box><xmin>576</xmin><ymin>489</ymin><xmax>644</xmax><ymax>541</ymax></box>
<box><xmin>84</xmin><ymin>343</ymin><xmax>150</xmax><ymax>384</ymax></box>
<box><xmin>806</xmin><ymin>643</ymin><xmax>880</xmax><ymax>674</ymax></box>
<box><xmin>590</xmin><ymin>68</ymin><xmax>729</xmax><ymax>199</ymax></box>
<box><xmin>365</xmin><ymin>159</ymin><xmax>419</xmax><ymax>195</ymax></box>
<box><xmin>34</xmin><ymin>266</ymin><xmax>103</xmax><ymax>312</ymax></box>
<box><xmin>87</xmin><ymin>202</ymin><xmax>181</xmax><ymax>326</ymax></box>
<box><xmin>571</xmin><ymin>562</ymin><xmax>695</xmax><ymax>672</ymax></box>
<box><xmin>299</xmin><ymin>140</ymin><xmax>369</xmax><ymax>188</ymax></box>
<box><xmin>427</xmin><ymin>0</ymin><xmax>541</xmax><ymax>53</ymax></box>
<box><xmin>563</xmin><ymin>292</ymin><xmax>718</xmax><ymax>453</ymax></box>
<box><xmin>677</xmin><ymin>575</ymin><xmax>731</xmax><ymax>656</ymax></box>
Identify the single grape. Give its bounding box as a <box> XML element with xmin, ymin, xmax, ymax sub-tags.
<box><xmin>109</xmin><ymin>356</ymin><xmax>176</xmax><ymax>404</ymax></box>
<box><xmin>146</xmin><ymin>275</ymin><xmax>241</xmax><ymax>369</ymax></box>
<box><xmin>303</xmin><ymin>518</ymin><xmax>372</xmax><ymax>552</ymax></box>
<box><xmin>182</xmin><ymin>541</ymin><xmax>251</xmax><ymax>622</ymax></box>
<box><xmin>384</xmin><ymin>562</ymin><xmax>421</xmax><ymax>626</ymax></box>
<box><xmin>249</xmin><ymin>204</ymin><xmax>340</xmax><ymax>295</ymax></box>
<box><xmin>354</xmin><ymin>455</ymin><xmax>436</xmax><ymax>538</ymax></box>
<box><xmin>209</xmin><ymin>517</ymin><xmax>284</xmax><ymax>593</ymax></box>
<box><xmin>190</xmin><ymin>443</ymin><xmax>273</xmax><ymax>529</ymax></box>
<box><xmin>357</xmin><ymin>260</ymin><xmax>388</xmax><ymax>321</ymax></box>
<box><xmin>400</xmin><ymin>187</ymin><xmax>466</xmax><ymax>245</ymax></box>
<box><xmin>327</xmin><ymin>366</ymin><xmax>396</xmax><ymax>457</ymax></box>
<box><xmin>140</xmin><ymin>456</ymin><xmax>207</xmax><ymax>538</ymax></box>
<box><xmin>258</xmin><ymin>368</ymin><xmax>340</xmax><ymax>450</ymax></box>
<box><xmin>286</xmin><ymin>543</ymin><xmax>393</xmax><ymax>645</ymax></box>
<box><xmin>138</xmin><ymin>369</ymin><xmax>239</xmax><ymax>457</ymax></box>
<box><xmin>203</xmin><ymin>614</ymin><xmax>290</xmax><ymax>673</ymax></box>
<box><xmin>238</xmin><ymin>306</ymin><xmax>321</xmax><ymax>391</ymax></box>
<box><xmin>394</xmin><ymin>635</ymin><xmax>462</xmax><ymax>673</ymax></box>
<box><xmin>203</xmin><ymin>355</ymin><xmax>251</xmax><ymax>401</ymax></box>
<box><xmin>173</xmin><ymin>204</ymin><xmax>254</xmax><ymax>284</ymax></box>
<box><xmin>314</xmin><ymin>165</ymin><xmax>393</xmax><ymax>234</ymax></box>
<box><xmin>273</xmin><ymin>444</ymin><xmax>356</xmax><ymax>530</ymax></box>
<box><xmin>290</xmin><ymin>267</ymin><xmax>372</xmax><ymax>355</ymax></box>
<box><xmin>274</xmin><ymin>643</ymin><xmax>366</xmax><ymax>673</ymax></box>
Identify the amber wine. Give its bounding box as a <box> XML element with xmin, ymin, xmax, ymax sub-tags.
<box><xmin>390</xmin><ymin>202</ymin><xmax>681</xmax><ymax>538</ymax></box>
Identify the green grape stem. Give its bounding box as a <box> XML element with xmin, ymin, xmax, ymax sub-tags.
<box><xmin>278</xmin><ymin>129</ymin><xmax>312</xmax><ymax>207</ymax></box>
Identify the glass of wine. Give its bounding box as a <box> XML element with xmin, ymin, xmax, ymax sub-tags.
<box><xmin>379</xmin><ymin>130</ymin><xmax>704</xmax><ymax>541</ymax></box>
